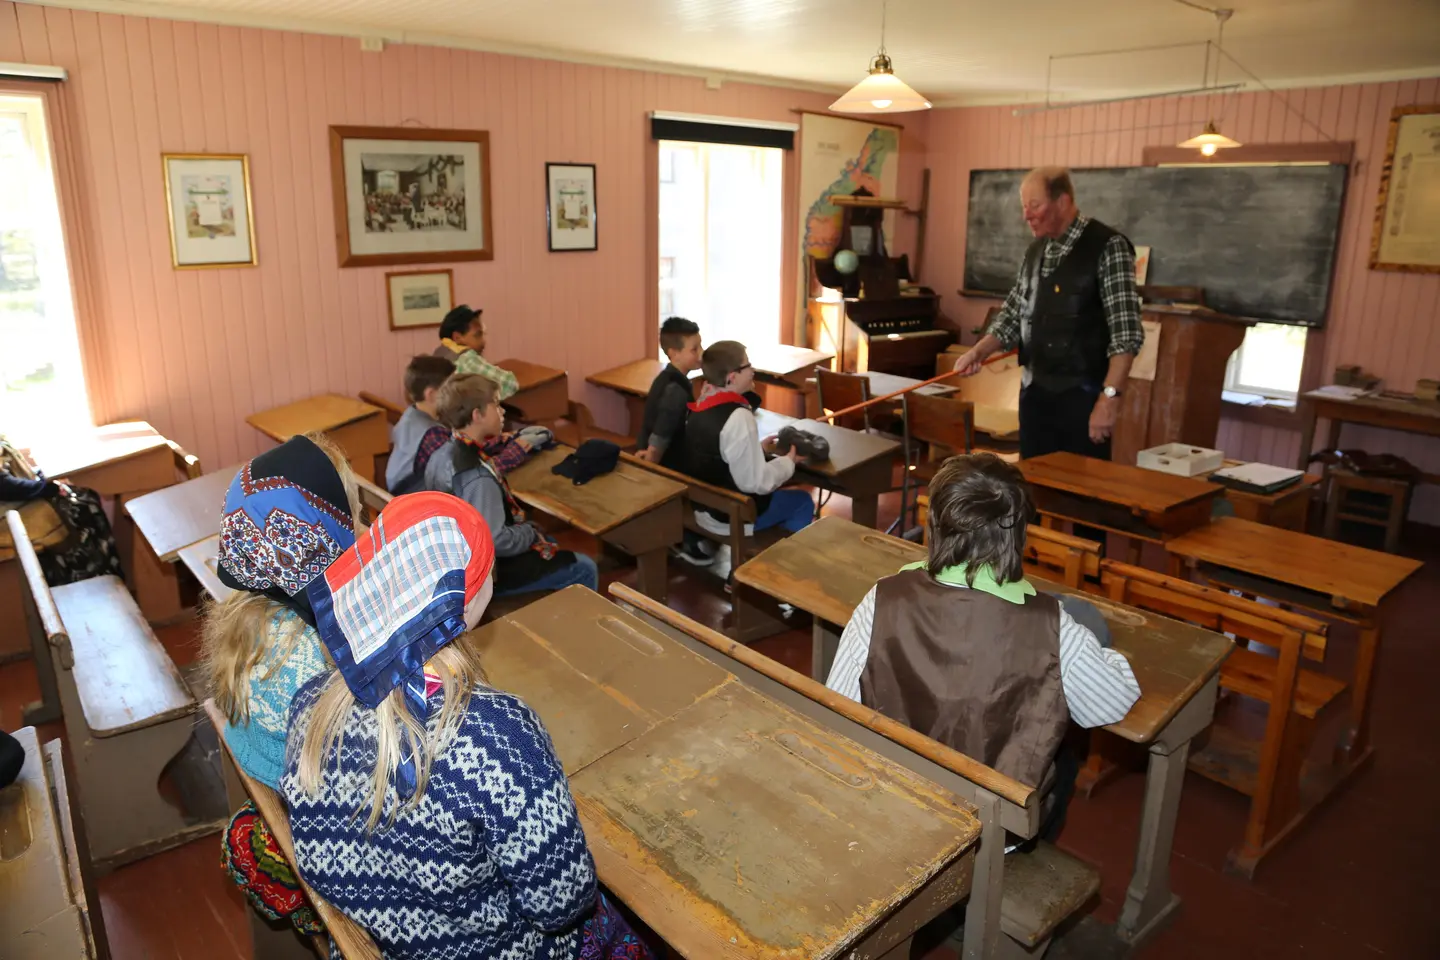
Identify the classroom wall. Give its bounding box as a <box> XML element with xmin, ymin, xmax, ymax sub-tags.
<box><xmin>0</xmin><ymin>1</ymin><xmax>928</xmax><ymax>466</ymax></box>
<box><xmin>919</xmin><ymin>77</ymin><xmax>1440</xmax><ymax>522</ymax></box>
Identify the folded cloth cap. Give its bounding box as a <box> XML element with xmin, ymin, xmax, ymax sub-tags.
<box><xmin>551</xmin><ymin>439</ymin><xmax>620</xmax><ymax>486</ymax></box>
<box><xmin>306</xmin><ymin>492</ymin><xmax>495</xmax><ymax>798</ymax></box>
<box><xmin>217</xmin><ymin>436</ymin><xmax>356</xmax><ymax>625</ymax></box>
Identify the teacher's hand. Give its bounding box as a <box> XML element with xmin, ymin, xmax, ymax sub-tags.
<box><xmin>952</xmin><ymin>348</ymin><xmax>985</xmax><ymax>377</ymax></box>
<box><xmin>1089</xmin><ymin>394</ymin><xmax>1119</xmax><ymax>444</ymax></box>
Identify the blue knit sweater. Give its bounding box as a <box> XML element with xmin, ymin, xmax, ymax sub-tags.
<box><xmin>281</xmin><ymin>675</ymin><xmax>598</xmax><ymax>960</ymax></box>
<box><xmin>224</xmin><ymin>608</ymin><xmax>330</xmax><ymax>789</ymax></box>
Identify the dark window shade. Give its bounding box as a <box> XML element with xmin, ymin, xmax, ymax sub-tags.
<box><xmin>650</xmin><ymin>116</ymin><xmax>794</xmax><ymax>150</ymax></box>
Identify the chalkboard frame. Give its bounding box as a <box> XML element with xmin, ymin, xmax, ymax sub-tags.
<box><xmin>961</xmin><ymin>164</ymin><xmax>1350</xmax><ymax>327</ymax></box>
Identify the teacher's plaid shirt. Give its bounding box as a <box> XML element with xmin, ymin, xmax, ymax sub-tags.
<box><xmin>985</xmin><ymin>215</ymin><xmax>1144</xmax><ymax>365</ymax></box>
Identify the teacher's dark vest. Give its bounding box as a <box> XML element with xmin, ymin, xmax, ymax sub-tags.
<box><xmin>682</xmin><ymin>394</ymin><xmax>772</xmax><ymax>524</ymax></box>
<box><xmin>860</xmin><ymin>568</ymin><xmax>1069</xmax><ymax>788</ymax></box>
<box><xmin>1019</xmin><ymin>219</ymin><xmax>1131</xmax><ymax>392</ymax></box>
<box><xmin>638</xmin><ymin>364</ymin><xmax>692</xmax><ymax>472</ymax></box>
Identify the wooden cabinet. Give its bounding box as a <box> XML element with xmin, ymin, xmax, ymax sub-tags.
<box><xmin>1113</xmin><ymin>306</ymin><xmax>1250</xmax><ymax>466</ymax></box>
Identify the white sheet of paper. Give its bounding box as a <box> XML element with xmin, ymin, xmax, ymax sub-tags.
<box><xmin>1129</xmin><ymin>319</ymin><xmax>1162</xmax><ymax>381</ymax></box>
<box><xmin>197</xmin><ymin>199</ymin><xmax>224</xmax><ymax>226</ymax></box>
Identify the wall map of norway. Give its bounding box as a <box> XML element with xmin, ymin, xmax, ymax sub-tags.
<box><xmin>802</xmin><ymin>126</ymin><xmax>900</xmax><ymax>258</ymax></box>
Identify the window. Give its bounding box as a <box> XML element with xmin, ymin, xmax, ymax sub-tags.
<box><xmin>1223</xmin><ymin>322</ymin><xmax>1308</xmax><ymax>403</ymax></box>
<box><xmin>657</xmin><ymin>140</ymin><xmax>784</xmax><ymax>353</ymax></box>
<box><xmin>0</xmin><ymin>94</ymin><xmax>89</xmax><ymax>439</ymax></box>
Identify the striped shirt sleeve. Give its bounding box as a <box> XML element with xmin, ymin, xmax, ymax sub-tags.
<box><xmin>824</xmin><ymin>584</ymin><xmax>1141</xmax><ymax>728</ymax></box>
<box><xmin>826</xmin><ymin>586</ymin><xmax>878</xmax><ymax>703</ymax></box>
<box><xmin>1056</xmin><ymin>604</ymin><xmax>1141</xmax><ymax>727</ymax></box>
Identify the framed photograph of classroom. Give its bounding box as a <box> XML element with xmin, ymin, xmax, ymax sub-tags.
<box><xmin>329</xmin><ymin>125</ymin><xmax>494</xmax><ymax>267</ymax></box>
<box><xmin>386</xmin><ymin>269</ymin><xmax>454</xmax><ymax>330</ymax></box>
<box><xmin>546</xmin><ymin>162</ymin><xmax>597</xmax><ymax>251</ymax></box>
<box><xmin>162</xmin><ymin>153</ymin><xmax>257</xmax><ymax>268</ymax></box>
<box><xmin>1370</xmin><ymin>104</ymin><xmax>1440</xmax><ymax>274</ymax></box>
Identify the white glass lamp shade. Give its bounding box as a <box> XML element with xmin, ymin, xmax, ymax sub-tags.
<box><xmin>1178</xmin><ymin>121</ymin><xmax>1242</xmax><ymax>156</ymax></box>
<box><xmin>830</xmin><ymin>54</ymin><xmax>932</xmax><ymax>114</ymax></box>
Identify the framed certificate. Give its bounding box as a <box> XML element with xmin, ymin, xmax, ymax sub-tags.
<box><xmin>1370</xmin><ymin>104</ymin><xmax>1440</xmax><ymax>273</ymax></box>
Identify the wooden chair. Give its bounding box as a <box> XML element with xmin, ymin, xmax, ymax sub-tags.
<box><xmin>1322</xmin><ymin>466</ymin><xmax>1414</xmax><ymax>554</ymax></box>
<box><xmin>615</xmin><ymin>584</ymin><xmax>1101</xmax><ymax>960</ymax></box>
<box><xmin>7</xmin><ymin>511</ymin><xmax>222</xmax><ymax>871</ymax></box>
<box><xmin>897</xmin><ymin>390</ymin><xmax>974</xmax><ymax>532</ymax></box>
<box><xmin>814</xmin><ymin>367</ymin><xmax>873</xmax><ymax>432</ymax></box>
<box><xmin>203</xmin><ymin>701</ymin><xmax>382</xmax><ymax>960</ymax></box>
<box><xmin>1095</xmin><ymin>561</ymin><xmax>1344</xmax><ymax>876</ymax></box>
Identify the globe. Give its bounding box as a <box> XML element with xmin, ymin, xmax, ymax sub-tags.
<box><xmin>833</xmin><ymin>249</ymin><xmax>860</xmax><ymax>275</ymax></box>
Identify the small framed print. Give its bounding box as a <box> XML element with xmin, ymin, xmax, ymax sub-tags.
<box><xmin>162</xmin><ymin>153</ymin><xmax>257</xmax><ymax>268</ymax></box>
<box><xmin>386</xmin><ymin>269</ymin><xmax>454</xmax><ymax>330</ymax></box>
<box><xmin>546</xmin><ymin>162</ymin><xmax>597</xmax><ymax>252</ymax></box>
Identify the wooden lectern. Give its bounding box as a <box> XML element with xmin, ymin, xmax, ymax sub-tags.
<box><xmin>1113</xmin><ymin>305</ymin><xmax>1251</xmax><ymax>465</ymax></box>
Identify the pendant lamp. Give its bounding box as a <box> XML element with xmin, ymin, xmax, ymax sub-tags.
<box><xmin>1178</xmin><ymin>6</ymin><xmax>1242</xmax><ymax>155</ymax></box>
<box><xmin>830</xmin><ymin>1</ymin><xmax>932</xmax><ymax>114</ymax></box>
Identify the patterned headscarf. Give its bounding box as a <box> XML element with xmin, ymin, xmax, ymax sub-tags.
<box><xmin>305</xmin><ymin>492</ymin><xmax>495</xmax><ymax>798</ymax></box>
<box><xmin>217</xmin><ymin>436</ymin><xmax>356</xmax><ymax>625</ymax></box>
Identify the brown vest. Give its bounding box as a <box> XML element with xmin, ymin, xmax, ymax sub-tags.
<box><xmin>861</xmin><ymin>568</ymin><xmax>1069</xmax><ymax>788</ymax></box>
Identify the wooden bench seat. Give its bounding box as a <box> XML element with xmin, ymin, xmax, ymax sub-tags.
<box><xmin>1220</xmin><ymin>647</ymin><xmax>1348</xmax><ymax>719</ymax></box>
<box><xmin>203</xmin><ymin>700</ymin><xmax>381</xmax><ymax>960</ymax></box>
<box><xmin>7</xmin><ymin>512</ymin><xmax>223</xmax><ymax>870</ymax></box>
<box><xmin>1001</xmin><ymin>841</ymin><xmax>1101</xmax><ymax>949</ymax></box>
<box><xmin>1096</xmin><ymin>561</ymin><xmax>1344</xmax><ymax>877</ymax></box>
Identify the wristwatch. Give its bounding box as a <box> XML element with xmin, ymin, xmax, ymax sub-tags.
<box><xmin>1102</xmin><ymin>385</ymin><xmax>1123</xmax><ymax>399</ymax></box>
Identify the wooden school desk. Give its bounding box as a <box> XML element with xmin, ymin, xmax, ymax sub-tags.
<box><xmin>734</xmin><ymin>515</ymin><xmax>1232</xmax><ymax>946</ymax></box>
<box><xmin>177</xmin><ymin>535</ymin><xmax>232</xmax><ymax>604</ymax></box>
<box><xmin>1204</xmin><ymin>460</ymin><xmax>1322</xmax><ymax>531</ymax></box>
<box><xmin>1295</xmin><ymin>388</ymin><xmax>1440</xmax><ymax>472</ymax></box>
<box><xmin>475</xmin><ymin>586</ymin><xmax>980</xmax><ymax>960</ymax></box>
<box><xmin>124</xmin><ymin>466</ymin><xmax>237</xmax><ymax>564</ymax></box>
<box><xmin>505</xmin><ymin>445</ymin><xmax>687</xmax><ymax>601</ymax></box>
<box><xmin>0</xmin><ymin>727</ymin><xmax>107</xmax><ymax>960</ymax></box>
<box><xmin>496</xmin><ymin>358</ymin><xmax>570</xmax><ymax>423</ymax></box>
<box><xmin>246</xmin><ymin>394</ymin><xmax>388</xmax><ymax>483</ymax></box>
<box><xmin>754</xmin><ymin>408</ymin><xmax>900</xmax><ymax>529</ymax></box>
<box><xmin>1020</xmin><ymin>452</ymin><xmax>1223</xmax><ymax>557</ymax></box>
<box><xmin>28</xmin><ymin>420</ymin><xmax>195</xmax><ymax>624</ymax></box>
<box><xmin>1166</xmin><ymin>516</ymin><xmax>1422</xmax><ymax>772</ymax></box>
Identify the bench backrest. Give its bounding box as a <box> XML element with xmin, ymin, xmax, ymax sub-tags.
<box><xmin>355</xmin><ymin>476</ymin><xmax>393</xmax><ymax>526</ymax></box>
<box><xmin>901</xmin><ymin>391</ymin><xmax>974</xmax><ymax>459</ymax></box>
<box><xmin>1099</xmin><ymin>560</ymin><xmax>1327</xmax><ymax>662</ymax></box>
<box><xmin>358</xmin><ymin>391</ymin><xmax>405</xmax><ymax>426</ymax></box>
<box><xmin>621</xmin><ymin>452</ymin><xmax>765</xmax><ymax>561</ymax></box>
<box><xmin>815</xmin><ymin>367</ymin><xmax>873</xmax><ymax>432</ymax></box>
<box><xmin>202</xmin><ymin>700</ymin><xmax>382</xmax><ymax>960</ymax></box>
<box><xmin>1024</xmin><ymin>526</ymin><xmax>1102</xmax><ymax>589</ymax></box>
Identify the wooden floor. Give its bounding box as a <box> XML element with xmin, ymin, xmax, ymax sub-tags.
<box><xmin>4</xmin><ymin>483</ymin><xmax>1436</xmax><ymax>959</ymax></box>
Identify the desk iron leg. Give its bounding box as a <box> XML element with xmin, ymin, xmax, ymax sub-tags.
<box><xmin>1117</xmin><ymin>739</ymin><xmax>1188</xmax><ymax>944</ymax></box>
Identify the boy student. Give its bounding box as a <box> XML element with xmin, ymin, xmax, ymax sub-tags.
<box><xmin>434</xmin><ymin>304</ymin><xmax>519</xmax><ymax>401</ymax></box>
<box><xmin>826</xmin><ymin>453</ymin><xmax>1139</xmax><ymax>841</ymax></box>
<box><xmin>637</xmin><ymin>316</ymin><xmax>714</xmax><ymax>566</ymax></box>
<box><xmin>426</xmin><ymin>372</ymin><xmax>599</xmax><ymax>596</ymax></box>
<box><xmin>682</xmin><ymin>340</ymin><xmax>814</xmax><ymax>537</ymax></box>
<box><xmin>384</xmin><ymin>355</ymin><xmax>454</xmax><ymax>495</ymax></box>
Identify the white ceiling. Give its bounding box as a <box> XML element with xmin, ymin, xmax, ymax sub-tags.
<box><xmin>38</xmin><ymin>0</ymin><xmax>1440</xmax><ymax>103</ymax></box>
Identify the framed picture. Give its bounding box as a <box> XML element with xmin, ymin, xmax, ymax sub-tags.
<box><xmin>546</xmin><ymin>162</ymin><xmax>597</xmax><ymax>252</ymax></box>
<box><xmin>162</xmin><ymin>153</ymin><xmax>256</xmax><ymax>268</ymax></box>
<box><xmin>330</xmin><ymin>125</ymin><xmax>493</xmax><ymax>267</ymax></box>
<box><xmin>1370</xmin><ymin>104</ymin><xmax>1440</xmax><ymax>273</ymax></box>
<box><xmin>386</xmin><ymin>269</ymin><xmax>454</xmax><ymax>330</ymax></box>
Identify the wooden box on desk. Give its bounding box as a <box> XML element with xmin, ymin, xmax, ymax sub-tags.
<box><xmin>806</xmin><ymin>293</ymin><xmax>950</xmax><ymax>380</ymax></box>
<box><xmin>1113</xmin><ymin>305</ymin><xmax>1251</xmax><ymax>466</ymax></box>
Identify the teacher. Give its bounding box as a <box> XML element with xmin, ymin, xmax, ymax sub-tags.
<box><xmin>953</xmin><ymin>166</ymin><xmax>1142</xmax><ymax>459</ymax></box>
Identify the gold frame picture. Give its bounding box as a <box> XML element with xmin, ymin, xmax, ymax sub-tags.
<box><xmin>162</xmin><ymin>153</ymin><xmax>257</xmax><ymax>269</ymax></box>
<box><xmin>386</xmin><ymin>269</ymin><xmax>455</xmax><ymax>330</ymax></box>
<box><xmin>329</xmin><ymin>125</ymin><xmax>494</xmax><ymax>268</ymax></box>
<box><xmin>1369</xmin><ymin>103</ymin><xmax>1440</xmax><ymax>274</ymax></box>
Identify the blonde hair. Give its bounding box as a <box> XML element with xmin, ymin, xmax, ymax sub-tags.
<box><xmin>434</xmin><ymin>372</ymin><xmax>498</xmax><ymax>430</ymax></box>
<box><xmin>293</xmin><ymin>634</ymin><xmax>489</xmax><ymax>831</ymax></box>
<box><xmin>201</xmin><ymin>432</ymin><xmax>364</xmax><ymax>725</ymax></box>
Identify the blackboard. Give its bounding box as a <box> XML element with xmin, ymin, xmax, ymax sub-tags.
<box><xmin>963</xmin><ymin>165</ymin><xmax>1348</xmax><ymax>326</ymax></box>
